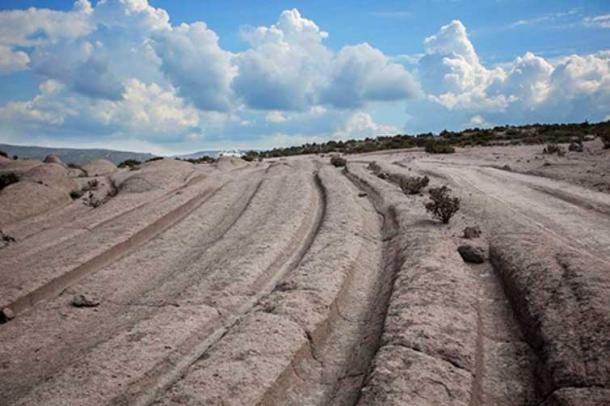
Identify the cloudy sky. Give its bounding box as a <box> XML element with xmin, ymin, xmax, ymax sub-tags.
<box><xmin>0</xmin><ymin>0</ymin><xmax>609</xmax><ymax>154</ymax></box>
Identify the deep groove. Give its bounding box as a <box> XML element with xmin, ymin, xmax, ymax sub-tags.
<box><xmin>0</xmin><ymin>183</ymin><xmax>226</xmax><ymax>323</ymax></box>
<box><xmin>343</xmin><ymin>168</ymin><xmax>403</xmax><ymax>405</ymax></box>
<box><xmin>118</xmin><ymin>169</ymin><xmax>327</xmax><ymax>406</ymax></box>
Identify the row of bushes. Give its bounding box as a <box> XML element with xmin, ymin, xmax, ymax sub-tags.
<box><xmin>247</xmin><ymin>120</ymin><xmax>609</xmax><ymax>158</ymax></box>
<box><xmin>363</xmin><ymin>161</ymin><xmax>459</xmax><ymax>223</ymax></box>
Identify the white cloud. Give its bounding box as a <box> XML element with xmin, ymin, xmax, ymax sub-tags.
<box><xmin>417</xmin><ymin>19</ymin><xmax>610</xmax><ymax>125</ymax></box>
<box><xmin>233</xmin><ymin>9</ymin><xmax>332</xmax><ymax>111</ymax></box>
<box><xmin>152</xmin><ymin>22</ymin><xmax>236</xmax><ymax>111</ymax></box>
<box><xmin>322</xmin><ymin>43</ymin><xmax>421</xmax><ymax>108</ymax></box>
<box><xmin>332</xmin><ymin>112</ymin><xmax>399</xmax><ymax>140</ymax></box>
<box><xmin>0</xmin><ymin>45</ymin><xmax>30</xmax><ymax>73</ymax></box>
<box><xmin>583</xmin><ymin>14</ymin><xmax>610</xmax><ymax>29</ymax></box>
<box><xmin>0</xmin><ymin>78</ymin><xmax>201</xmax><ymax>142</ymax></box>
<box><xmin>265</xmin><ymin>111</ymin><xmax>288</xmax><ymax>123</ymax></box>
<box><xmin>0</xmin><ymin>1</ymin><xmax>92</xmax><ymax>48</ymax></box>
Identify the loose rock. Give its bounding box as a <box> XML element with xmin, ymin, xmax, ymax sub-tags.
<box><xmin>457</xmin><ymin>244</ymin><xmax>486</xmax><ymax>263</ymax></box>
<box><xmin>0</xmin><ymin>307</ymin><xmax>15</xmax><ymax>322</ymax></box>
<box><xmin>462</xmin><ymin>226</ymin><xmax>481</xmax><ymax>239</ymax></box>
<box><xmin>71</xmin><ymin>294</ymin><xmax>100</xmax><ymax>308</ymax></box>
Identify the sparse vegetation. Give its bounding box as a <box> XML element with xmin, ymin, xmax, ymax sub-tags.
<box><xmin>246</xmin><ymin>120</ymin><xmax>609</xmax><ymax>158</ymax></box>
<box><xmin>330</xmin><ymin>156</ymin><xmax>347</xmax><ymax>167</ymax></box>
<box><xmin>179</xmin><ymin>156</ymin><xmax>216</xmax><ymax>164</ymax></box>
<box><xmin>241</xmin><ymin>151</ymin><xmax>259</xmax><ymax>162</ymax></box>
<box><xmin>0</xmin><ymin>172</ymin><xmax>19</xmax><ymax>191</ymax></box>
<box><xmin>600</xmin><ymin>128</ymin><xmax>610</xmax><ymax>149</ymax></box>
<box><xmin>425</xmin><ymin>140</ymin><xmax>455</xmax><ymax>154</ymax></box>
<box><xmin>425</xmin><ymin>186</ymin><xmax>460</xmax><ymax>224</ymax></box>
<box><xmin>118</xmin><ymin>159</ymin><xmax>141</xmax><ymax>169</ymax></box>
<box><xmin>145</xmin><ymin>156</ymin><xmax>164</xmax><ymax>162</ymax></box>
<box><xmin>399</xmin><ymin>175</ymin><xmax>430</xmax><ymax>195</ymax></box>
<box><xmin>543</xmin><ymin>143</ymin><xmax>565</xmax><ymax>156</ymax></box>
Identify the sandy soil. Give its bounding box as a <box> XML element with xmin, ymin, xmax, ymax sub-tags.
<box><xmin>0</xmin><ymin>145</ymin><xmax>608</xmax><ymax>405</ymax></box>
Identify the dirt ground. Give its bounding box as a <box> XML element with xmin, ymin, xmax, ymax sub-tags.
<box><xmin>0</xmin><ymin>145</ymin><xmax>608</xmax><ymax>405</ymax></box>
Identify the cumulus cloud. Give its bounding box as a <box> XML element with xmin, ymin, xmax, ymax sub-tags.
<box><xmin>0</xmin><ymin>78</ymin><xmax>201</xmax><ymax>142</ymax></box>
<box><xmin>152</xmin><ymin>22</ymin><xmax>236</xmax><ymax>111</ymax></box>
<box><xmin>418</xmin><ymin>19</ymin><xmax>610</xmax><ymax>125</ymax></box>
<box><xmin>0</xmin><ymin>45</ymin><xmax>30</xmax><ymax>73</ymax></box>
<box><xmin>332</xmin><ymin>112</ymin><xmax>400</xmax><ymax>140</ymax></box>
<box><xmin>322</xmin><ymin>43</ymin><xmax>421</xmax><ymax>108</ymax></box>
<box><xmin>232</xmin><ymin>9</ymin><xmax>332</xmax><ymax>111</ymax></box>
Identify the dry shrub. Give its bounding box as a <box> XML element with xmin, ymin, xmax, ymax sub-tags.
<box><xmin>330</xmin><ymin>156</ymin><xmax>347</xmax><ymax>167</ymax></box>
<box><xmin>425</xmin><ymin>186</ymin><xmax>460</xmax><ymax>224</ymax></box>
<box><xmin>399</xmin><ymin>175</ymin><xmax>429</xmax><ymax>195</ymax></box>
<box><xmin>543</xmin><ymin>143</ymin><xmax>565</xmax><ymax>156</ymax></box>
<box><xmin>0</xmin><ymin>172</ymin><xmax>19</xmax><ymax>191</ymax></box>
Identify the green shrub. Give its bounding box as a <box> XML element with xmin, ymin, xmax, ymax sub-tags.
<box><xmin>543</xmin><ymin>143</ymin><xmax>565</xmax><ymax>156</ymax></box>
<box><xmin>0</xmin><ymin>150</ymin><xmax>7</xmax><ymax>158</ymax></box>
<box><xmin>600</xmin><ymin>129</ymin><xmax>610</xmax><ymax>149</ymax></box>
<box><xmin>0</xmin><ymin>172</ymin><xmax>19</xmax><ymax>191</ymax></box>
<box><xmin>118</xmin><ymin>159</ymin><xmax>141</xmax><ymax>169</ymax></box>
<box><xmin>330</xmin><ymin>156</ymin><xmax>347</xmax><ymax>167</ymax></box>
<box><xmin>425</xmin><ymin>186</ymin><xmax>460</xmax><ymax>224</ymax></box>
<box><xmin>425</xmin><ymin>140</ymin><xmax>455</xmax><ymax>154</ymax></box>
<box><xmin>399</xmin><ymin>175</ymin><xmax>430</xmax><ymax>195</ymax></box>
<box><xmin>145</xmin><ymin>156</ymin><xmax>164</xmax><ymax>162</ymax></box>
<box><xmin>242</xmin><ymin>151</ymin><xmax>259</xmax><ymax>162</ymax></box>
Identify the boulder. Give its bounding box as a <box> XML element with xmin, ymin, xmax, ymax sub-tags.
<box><xmin>71</xmin><ymin>294</ymin><xmax>100</xmax><ymax>308</ymax></box>
<box><xmin>457</xmin><ymin>244</ymin><xmax>486</xmax><ymax>263</ymax></box>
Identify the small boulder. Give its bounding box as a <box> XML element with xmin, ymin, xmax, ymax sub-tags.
<box><xmin>0</xmin><ymin>307</ymin><xmax>15</xmax><ymax>323</ymax></box>
<box><xmin>71</xmin><ymin>294</ymin><xmax>100</xmax><ymax>308</ymax></box>
<box><xmin>463</xmin><ymin>226</ymin><xmax>481</xmax><ymax>239</ymax></box>
<box><xmin>458</xmin><ymin>244</ymin><xmax>486</xmax><ymax>264</ymax></box>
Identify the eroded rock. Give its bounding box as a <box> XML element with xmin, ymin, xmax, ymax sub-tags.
<box><xmin>457</xmin><ymin>244</ymin><xmax>486</xmax><ymax>263</ymax></box>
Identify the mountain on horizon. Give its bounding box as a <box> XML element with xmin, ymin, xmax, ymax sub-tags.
<box><xmin>0</xmin><ymin>143</ymin><xmax>157</xmax><ymax>165</ymax></box>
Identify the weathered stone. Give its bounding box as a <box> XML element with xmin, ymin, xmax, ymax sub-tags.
<box><xmin>71</xmin><ymin>294</ymin><xmax>100</xmax><ymax>308</ymax></box>
<box><xmin>0</xmin><ymin>307</ymin><xmax>15</xmax><ymax>322</ymax></box>
<box><xmin>463</xmin><ymin>226</ymin><xmax>481</xmax><ymax>239</ymax></box>
<box><xmin>458</xmin><ymin>244</ymin><xmax>486</xmax><ymax>263</ymax></box>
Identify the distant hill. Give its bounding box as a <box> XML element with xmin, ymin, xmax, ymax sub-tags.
<box><xmin>175</xmin><ymin>149</ymin><xmax>246</xmax><ymax>159</ymax></box>
<box><xmin>0</xmin><ymin>144</ymin><xmax>157</xmax><ymax>165</ymax></box>
<box><xmin>175</xmin><ymin>150</ymin><xmax>221</xmax><ymax>160</ymax></box>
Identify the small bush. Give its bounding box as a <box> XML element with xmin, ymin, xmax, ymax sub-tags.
<box><xmin>542</xmin><ymin>143</ymin><xmax>565</xmax><ymax>156</ymax></box>
<box><xmin>0</xmin><ymin>172</ymin><xmax>19</xmax><ymax>191</ymax></box>
<box><xmin>330</xmin><ymin>156</ymin><xmax>347</xmax><ymax>167</ymax></box>
<box><xmin>600</xmin><ymin>129</ymin><xmax>610</xmax><ymax>149</ymax></box>
<box><xmin>568</xmin><ymin>142</ymin><xmax>583</xmax><ymax>152</ymax></box>
<box><xmin>0</xmin><ymin>150</ymin><xmax>7</xmax><ymax>158</ymax></box>
<box><xmin>118</xmin><ymin>159</ymin><xmax>141</xmax><ymax>169</ymax></box>
<box><xmin>86</xmin><ymin>179</ymin><xmax>99</xmax><ymax>191</ymax></box>
<box><xmin>425</xmin><ymin>140</ymin><xmax>455</xmax><ymax>154</ymax></box>
<box><xmin>70</xmin><ymin>190</ymin><xmax>84</xmax><ymax>199</ymax></box>
<box><xmin>367</xmin><ymin>161</ymin><xmax>382</xmax><ymax>173</ymax></box>
<box><xmin>399</xmin><ymin>175</ymin><xmax>430</xmax><ymax>195</ymax></box>
<box><xmin>145</xmin><ymin>156</ymin><xmax>164</xmax><ymax>162</ymax></box>
<box><xmin>242</xmin><ymin>151</ymin><xmax>259</xmax><ymax>162</ymax></box>
<box><xmin>425</xmin><ymin>186</ymin><xmax>460</xmax><ymax>224</ymax></box>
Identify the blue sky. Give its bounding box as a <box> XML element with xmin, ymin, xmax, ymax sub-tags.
<box><xmin>0</xmin><ymin>0</ymin><xmax>609</xmax><ymax>153</ymax></box>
